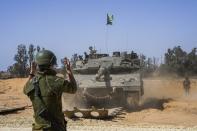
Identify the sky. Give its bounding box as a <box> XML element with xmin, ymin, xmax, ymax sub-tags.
<box><xmin>0</xmin><ymin>0</ymin><xmax>197</xmax><ymax>70</ymax></box>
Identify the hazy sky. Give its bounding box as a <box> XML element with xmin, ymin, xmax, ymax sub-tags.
<box><xmin>0</xmin><ymin>0</ymin><xmax>197</xmax><ymax>70</ymax></box>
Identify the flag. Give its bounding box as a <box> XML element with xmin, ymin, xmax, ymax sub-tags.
<box><xmin>107</xmin><ymin>13</ymin><xmax>113</xmax><ymax>25</ymax></box>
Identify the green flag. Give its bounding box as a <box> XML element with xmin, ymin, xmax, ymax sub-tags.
<box><xmin>107</xmin><ymin>13</ymin><xmax>113</xmax><ymax>25</ymax></box>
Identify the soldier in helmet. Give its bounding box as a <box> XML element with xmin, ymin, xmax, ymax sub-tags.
<box><xmin>89</xmin><ymin>46</ymin><xmax>97</xmax><ymax>59</ymax></box>
<box><xmin>183</xmin><ymin>76</ymin><xmax>191</xmax><ymax>96</ymax></box>
<box><xmin>23</xmin><ymin>50</ymin><xmax>77</xmax><ymax>131</ymax></box>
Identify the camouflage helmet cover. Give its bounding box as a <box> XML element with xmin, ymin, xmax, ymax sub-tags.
<box><xmin>35</xmin><ymin>50</ymin><xmax>57</xmax><ymax>66</ymax></box>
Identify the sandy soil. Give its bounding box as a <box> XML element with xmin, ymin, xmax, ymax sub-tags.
<box><xmin>0</xmin><ymin>78</ymin><xmax>197</xmax><ymax>130</ymax></box>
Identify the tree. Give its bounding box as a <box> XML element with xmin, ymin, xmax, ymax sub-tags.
<box><xmin>140</xmin><ymin>54</ymin><xmax>158</xmax><ymax>77</ymax></box>
<box><xmin>28</xmin><ymin>44</ymin><xmax>36</xmax><ymax>66</ymax></box>
<box><xmin>13</xmin><ymin>44</ymin><xmax>28</xmax><ymax>77</ymax></box>
<box><xmin>7</xmin><ymin>63</ymin><xmax>21</xmax><ymax>76</ymax></box>
<box><xmin>7</xmin><ymin>44</ymin><xmax>43</xmax><ymax>77</ymax></box>
<box><xmin>162</xmin><ymin>46</ymin><xmax>197</xmax><ymax>76</ymax></box>
<box><xmin>187</xmin><ymin>48</ymin><xmax>197</xmax><ymax>74</ymax></box>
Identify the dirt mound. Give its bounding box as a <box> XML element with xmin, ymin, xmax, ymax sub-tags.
<box><xmin>140</xmin><ymin>98</ymin><xmax>172</xmax><ymax>110</ymax></box>
<box><xmin>163</xmin><ymin>100</ymin><xmax>197</xmax><ymax>114</ymax></box>
<box><xmin>0</xmin><ymin>78</ymin><xmax>30</xmax><ymax>107</ymax></box>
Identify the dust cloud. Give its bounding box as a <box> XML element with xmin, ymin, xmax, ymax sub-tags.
<box><xmin>143</xmin><ymin>78</ymin><xmax>197</xmax><ymax>100</ymax></box>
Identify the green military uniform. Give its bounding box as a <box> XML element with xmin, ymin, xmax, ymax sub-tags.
<box><xmin>23</xmin><ymin>50</ymin><xmax>77</xmax><ymax>131</ymax></box>
<box><xmin>24</xmin><ymin>69</ymin><xmax>77</xmax><ymax>131</ymax></box>
<box><xmin>183</xmin><ymin>77</ymin><xmax>190</xmax><ymax>96</ymax></box>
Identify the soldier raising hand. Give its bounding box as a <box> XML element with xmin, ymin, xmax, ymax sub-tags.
<box><xmin>24</xmin><ymin>50</ymin><xmax>77</xmax><ymax>131</ymax></box>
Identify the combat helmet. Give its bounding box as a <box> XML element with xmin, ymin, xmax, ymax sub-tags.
<box><xmin>35</xmin><ymin>50</ymin><xmax>57</xmax><ymax>66</ymax></box>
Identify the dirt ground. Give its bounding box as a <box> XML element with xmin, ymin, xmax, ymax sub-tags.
<box><xmin>0</xmin><ymin>78</ymin><xmax>197</xmax><ymax>130</ymax></box>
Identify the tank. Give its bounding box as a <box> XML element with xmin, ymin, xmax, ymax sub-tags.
<box><xmin>64</xmin><ymin>47</ymin><xmax>144</xmax><ymax>110</ymax></box>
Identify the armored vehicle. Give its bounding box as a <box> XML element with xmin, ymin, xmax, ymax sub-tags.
<box><xmin>64</xmin><ymin>47</ymin><xmax>144</xmax><ymax>110</ymax></box>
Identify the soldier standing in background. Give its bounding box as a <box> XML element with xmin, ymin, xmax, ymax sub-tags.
<box><xmin>183</xmin><ymin>76</ymin><xmax>191</xmax><ymax>96</ymax></box>
<box><xmin>23</xmin><ymin>50</ymin><xmax>77</xmax><ymax>131</ymax></box>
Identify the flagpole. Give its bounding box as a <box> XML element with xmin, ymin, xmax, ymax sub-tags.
<box><xmin>105</xmin><ymin>13</ymin><xmax>113</xmax><ymax>54</ymax></box>
<box><xmin>105</xmin><ymin>25</ymin><xmax>109</xmax><ymax>53</ymax></box>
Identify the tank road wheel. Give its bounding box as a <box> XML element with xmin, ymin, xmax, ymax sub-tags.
<box><xmin>125</xmin><ymin>92</ymin><xmax>140</xmax><ymax>109</ymax></box>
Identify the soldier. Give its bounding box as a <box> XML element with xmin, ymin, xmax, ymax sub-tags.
<box><xmin>95</xmin><ymin>63</ymin><xmax>112</xmax><ymax>88</ymax></box>
<box><xmin>23</xmin><ymin>50</ymin><xmax>77</xmax><ymax>131</ymax></box>
<box><xmin>183</xmin><ymin>76</ymin><xmax>191</xmax><ymax>96</ymax></box>
<box><xmin>83</xmin><ymin>52</ymin><xmax>89</xmax><ymax>64</ymax></box>
<box><xmin>89</xmin><ymin>46</ymin><xmax>97</xmax><ymax>59</ymax></box>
